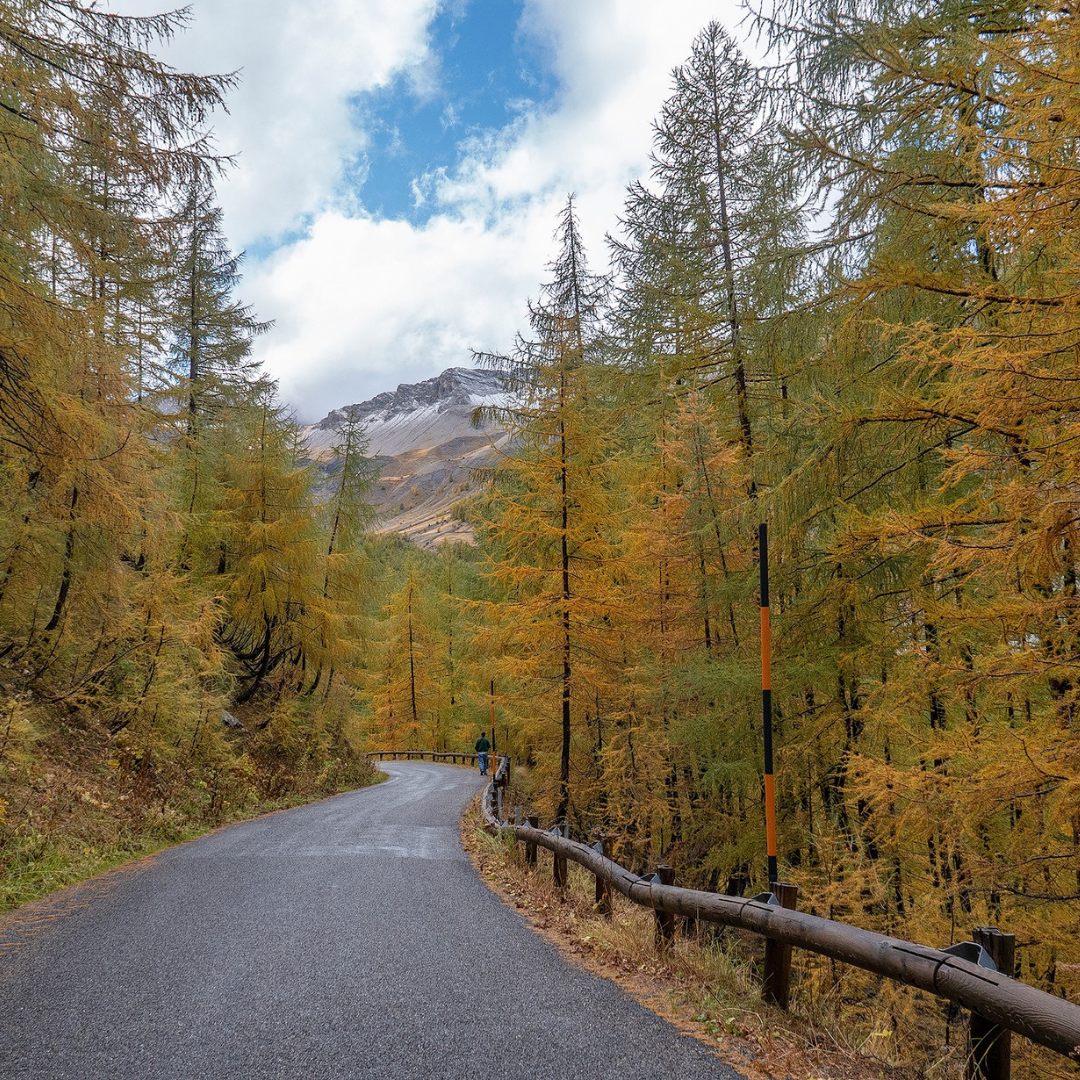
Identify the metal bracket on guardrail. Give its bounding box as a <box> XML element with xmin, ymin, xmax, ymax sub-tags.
<box><xmin>749</xmin><ymin>890</ymin><xmax>779</xmax><ymax>905</ymax></box>
<box><xmin>942</xmin><ymin>941</ymin><xmax>999</xmax><ymax>972</ymax></box>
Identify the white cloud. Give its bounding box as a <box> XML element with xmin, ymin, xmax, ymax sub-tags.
<box><xmin>247</xmin><ymin>208</ymin><xmax>553</xmax><ymax>419</ymax></box>
<box><xmin>107</xmin><ymin>0</ymin><xmax>439</xmax><ymax>246</ymax></box>
<box><xmin>435</xmin><ymin>0</ymin><xmax>741</xmax><ymax>234</ymax></box>
<box><xmin>106</xmin><ymin>0</ymin><xmax>748</xmax><ymax>419</ymax></box>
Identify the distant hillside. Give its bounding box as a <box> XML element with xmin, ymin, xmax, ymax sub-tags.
<box><xmin>301</xmin><ymin>367</ymin><xmax>512</xmax><ymax>547</ymax></box>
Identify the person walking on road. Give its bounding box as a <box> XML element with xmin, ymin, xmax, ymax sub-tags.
<box><xmin>475</xmin><ymin>731</ymin><xmax>491</xmax><ymax>775</ymax></box>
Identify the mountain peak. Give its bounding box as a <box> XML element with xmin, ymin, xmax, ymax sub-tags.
<box><xmin>300</xmin><ymin>365</ymin><xmax>513</xmax><ymax>548</ymax></box>
<box><xmin>311</xmin><ymin>366</ymin><xmax>508</xmax><ymax>433</ymax></box>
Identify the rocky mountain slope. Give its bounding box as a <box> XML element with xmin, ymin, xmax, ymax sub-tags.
<box><xmin>301</xmin><ymin>367</ymin><xmax>512</xmax><ymax>547</ymax></box>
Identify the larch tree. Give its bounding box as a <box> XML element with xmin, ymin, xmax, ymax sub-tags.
<box><xmin>603</xmin><ymin>22</ymin><xmax>810</xmax><ymax>882</ymax></box>
<box><xmin>0</xmin><ymin>1</ymin><xmax>385</xmax><ymax>844</ymax></box>
<box><xmin>368</xmin><ymin>563</ymin><xmax>438</xmax><ymax>749</ymax></box>
<box><xmin>215</xmin><ymin>382</ymin><xmax>320</xmax><ymax>705</ymax></box>
<box><xmin>306</xmin><ymin>404</ymin><xmax>379</xmax><ymax>696</ymax></box>
<box><xmin>752</xmin><ymin>0</ymin><xmax>1080</xmax><ymax>984</ymax></box>
<box><xmin>475</xmin><ymin>197</ymin><xmax>626</xmax><ymax>828</ymax></box>
<box><xmin>0</xmin><ymin>1</ymin><xmax>228</xmax><ymax>690</ymax></box>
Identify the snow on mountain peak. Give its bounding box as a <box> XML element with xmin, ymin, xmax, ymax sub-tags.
<box><xmin>302</xmin><ymin>366</ymin><xmax>509</xmax><ymax>459</ymax></box>
<box><xmin>300</xmin><ymin>365</ymin><xmax>513</xmax><ymax>548</ymax></box>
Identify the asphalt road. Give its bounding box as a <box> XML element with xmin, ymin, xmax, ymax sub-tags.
<box><xmin>0</xmin><ymin>762</ymin><xmax>743</xmax><ymax>1079</ymax></box>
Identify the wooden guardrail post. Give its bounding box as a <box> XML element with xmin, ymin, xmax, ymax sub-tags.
<box><xmin>654</xmin><ymin>865</ymin><xmax>675</xmax><ymax>947</ymax></box>
<box><xmin>969</xmin><ymin>927</ymin><xmax>1015</xmax><ymax>1080</ymax></box>
<box><xmin>525</xmin><ymin>815</ymin><xmax>539</xmax><ymax>866</ymax></box>
<box><xmin>594</xmin><ymin>835</ymin><xmax>613</xmax><ymax>918</ymax></box>
<box><xmin>763</xmin><ymin>882</ymin><xmax>799</xmax><ymax>1009</ymax></box>
<box><xmin>554</xmin><ymin>824</ymin><xmax>568</xmax><ymax>888</ymax></box>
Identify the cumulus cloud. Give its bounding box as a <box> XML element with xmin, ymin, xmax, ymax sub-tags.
<box><xmin>107</xmin><ymin>0</ymin><xmax>747</xmax><ymax>419</ymax></box>
<box><xmin>248</xmin><ymin>210</ymin><xmax>550</xmax><ymax>418</ymax></box>
<box><xmin>435</xmin><ymin>1</ymin><xmax>739</xmax><ymax>233</ymax></box>
<box><xmin>109</xmin><ymin>0</ymin><xmax>439</xmax><ymax>247</ymax></box>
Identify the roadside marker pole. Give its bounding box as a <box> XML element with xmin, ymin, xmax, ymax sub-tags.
<box><xmin>760</xmin><ymin>522</ymin><xmax>778</xmax><ymax>886</ymax></box>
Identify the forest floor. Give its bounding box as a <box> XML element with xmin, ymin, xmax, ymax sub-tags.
<box><xmin>0</xmin><ymin>701</ymin><xmax>382</xmax><ymax>914</ymax></box>
<box><xmin>463</xmin><ymin>802</ymin><xmax>961</xmax><ymax>1080</ymax></box>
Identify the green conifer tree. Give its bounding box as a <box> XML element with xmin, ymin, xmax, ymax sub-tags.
<box><xmin>476</xmin><ymin>198</ymin><xmax>626</xmax><ymax>827</ymax></box>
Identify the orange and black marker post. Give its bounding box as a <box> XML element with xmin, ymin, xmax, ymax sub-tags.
<box><xmin>759</xmin><ymin>522</ymin><xmax>778</xmax><ymax>886</ymax></box>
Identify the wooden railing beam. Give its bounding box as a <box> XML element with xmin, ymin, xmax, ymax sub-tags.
<box><xmin>501</xmin><ymin>823</ymin><xmax>1080</xmax><ymax>1064</ymax></box>
<box><xmin>372</xmin><ymin>752</ymin><xmax>1080</xmax><ymax>1069</ymax></box>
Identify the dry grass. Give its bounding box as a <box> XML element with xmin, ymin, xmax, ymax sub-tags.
<box><xmin>463</xmin><ymin>806</ymin><xmax>1077</xmax><ymax>1080</ymax></box>
<box><xmin>0</xmin><ymin>698</ymin><xmax>382</xmax><ymax>914</ymax></box>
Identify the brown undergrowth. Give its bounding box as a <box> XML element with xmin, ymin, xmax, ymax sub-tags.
<box><xmin>0</xmin><ymin>693</ymin><xmax>382</xmax><ymax>913</ymax></box>
<box><xmin>462</xmin><ymin>800</ymin><xmax>1073</xmax><ymax>1080</ymax></box>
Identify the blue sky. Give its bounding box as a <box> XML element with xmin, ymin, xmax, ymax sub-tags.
<box><xmin>358</xmin><ymin>0</ymin><xmax>555</xmax><ymax>221</ymax></box>
<box><xmin>109</xmin><ymin>0</ymin><xmax>744</xmax><ymax>418</ymax></box>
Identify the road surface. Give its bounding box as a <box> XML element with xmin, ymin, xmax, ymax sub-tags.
<box><xmin>0</xmin><ymin>762</ymin><xmax>743</xmax><ymax>1079</ymax></box>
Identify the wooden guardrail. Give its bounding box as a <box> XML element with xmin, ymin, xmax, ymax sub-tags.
<box><xmin>472</xmin><ymin>756</ymin><xmax>1080</xmax><ymax>1079</ymax></box>
<box><xmin>370</xmin><ymin>751</ymin><xmax>1080</xmax><ymax>1075</ymax></box>
<box><xmin>367</xmin><ymin>749</ymin><xmax>483</xmax><ymax>766</ymax></box>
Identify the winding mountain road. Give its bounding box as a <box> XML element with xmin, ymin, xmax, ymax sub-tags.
<box><xmin>0</xmin><ymin>762</ymin><xmax>742</xmax><ymax>1079</ymax></box>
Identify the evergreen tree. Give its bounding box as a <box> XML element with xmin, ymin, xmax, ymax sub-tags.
<box><xmin>166</xmin><ymin>170</ymin><xmax>270</xmax><ymax>590</ymax></box>
<box><xmin>476</xmin><ymin>197</ymin><xmax>625</xmax><ymax>827</ymax></box>
<box><xmin>306</xmin><ymin>404</ymin><xmax>379</xmax><ymax>694</ymax></box>
<box><xmin>168</xmin><ymin>172</ymin><xmax>268</xmax><ymax>425</ymax></box>
<box><xmin>643</xmin><ymin>22</ymin><xmax>802</xmax><ymax>465</ymax></box>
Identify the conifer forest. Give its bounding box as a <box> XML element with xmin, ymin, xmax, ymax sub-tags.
<box><xmin>2</xmin><ymin>0</ymin><xmax>1079</xmax><ymax>1020</ymax></box>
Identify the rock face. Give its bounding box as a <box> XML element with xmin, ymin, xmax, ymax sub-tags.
<box><xmin>301</xmin><ymin>367</ymin><xmax>512</xmax><ymax>548</ymax></box>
